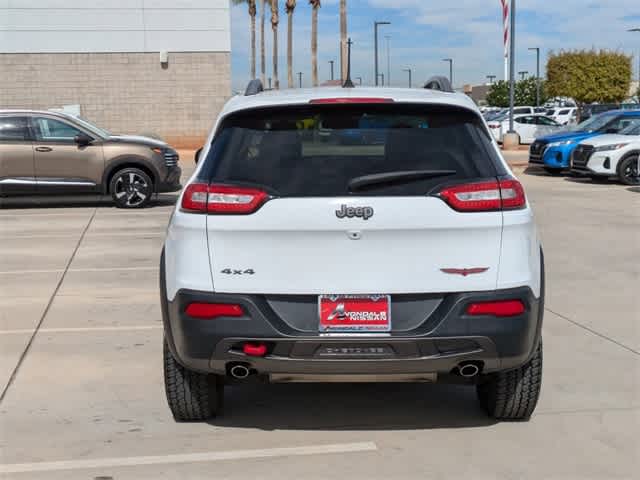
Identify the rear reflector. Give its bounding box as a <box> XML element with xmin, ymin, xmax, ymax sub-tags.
<box><xmin>185</xmin><ymin>303</ymin><xmax>244</xmax><ymax>319</ymax></box>
<box><xmin>243</xmin><ymin>342</ymin><xmax>268</xmax><ymax>357</ymax></box>
<box><xmin>466</xmin><ymin>300</ymin><xmax>526</xmax><ymax>317</ymax></box>
<box><xmin>437</xmin><ymin>179</ymin><xmax>526</xmax><ymax>212</ymax></box>
<box><xmin>181</xmin><ymin>183</ymin><xmax>269</xmax><ymax>214</ymax></box>
<box><xmin>309</xmin><ymin>98</ymin><xmax>394</xmax><ymax>104</ymax></box>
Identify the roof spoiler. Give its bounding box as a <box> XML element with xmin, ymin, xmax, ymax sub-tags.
<box><xmin>245</xmin><ymin>79</ymin><xmax>264</xmax><ymax>96</ymax></box>
<box><xmin>424</xmin><ymin>76</ymin><xmax>454</xmax><ymax>93</ymax></box>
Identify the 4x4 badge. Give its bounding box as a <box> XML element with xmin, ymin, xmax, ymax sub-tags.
<box><xmin>335</xmin><ymin>204</ymin><xmax>374</xmax><ymax>220</ymax></box>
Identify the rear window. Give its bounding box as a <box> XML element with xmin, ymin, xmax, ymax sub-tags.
<box><xmin>201</xmin><ymin>104</ymin><xmax>500</xmax><ymax>197</ymax></box>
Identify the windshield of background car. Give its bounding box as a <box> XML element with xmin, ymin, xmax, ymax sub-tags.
<box><xmin>573</xmin><ymin>113</ymin><xmax>616</xmax><ymax>132</ymax></box>
<box><xmin>200</xmin><ymin>104</ymin><xmax>501</xmax><ymax>197</ymax></box>
<box><xmin>620</xmin><ymin>122</ymin><xmax>640</xmax><ymax>135</ymax></box>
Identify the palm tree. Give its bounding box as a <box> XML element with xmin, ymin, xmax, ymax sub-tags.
<box><xmin>340</xmin><ymin>0</ymin><xmax>347</xmax><ymax>82</ymax></box>
<box><xmin>260</xmin><ymin>0</ymin><xmax>266</xmax><ymax>84</ymax></box>
<box><xmin>309</xmin><ymin>0</ymin><xmax>321</xmax><ymax>86</ymax></box>
<box><xmin>285</xmin><ymin>1</ymin><xmax>296</xmax><ymax>88</ymax></box>
<box><xmin>232</xmin><ymin>0</ymin><xmax>258</xmax><ymax>79</ymax></box>
<box><xmin>271</xmin><ymin>0</ymin><xmax>280</xmax><ymax>89</ymax></box>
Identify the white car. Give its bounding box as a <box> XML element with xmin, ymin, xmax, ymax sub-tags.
<box><xmin>552</xmin><ymin>108</ymin><xmax>578</xmax><ymax>126</ymax></box>
<box><xmin>571</xmin><ymin>122</ymin><xmax>640</xmax><ymax>185</ymax></box>
<box><xmin>160</xmin><ymin>82</ymin><xmax>545</xmax><ymax>422</ymax></box>
<box><xmin>488</xmin><ymin>113</ymin><xmax>562</xmax><ymax>144</ymax></box>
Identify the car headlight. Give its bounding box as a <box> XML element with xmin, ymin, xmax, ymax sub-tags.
<box><xmin>547</xmin><ymin>140</ymin><xmax>575</xmax><ymax>148</ymax></box>
<box><xmin>594</xmin><ymin>143</ymin><xmax>628</xmax><ymax>152</ymax></box>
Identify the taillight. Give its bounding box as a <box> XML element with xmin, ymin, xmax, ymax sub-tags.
<box><xmin>466</xmin><ymin>300</ymin><xmax>526</xmax><ymax>317</ymax></box>
<box><xmin>437</xmin><ymin>179</ymin><xmax>526</xmax><ymax>212</ymax></box>
<box><xmin>181</xmin><ymin>183</ymin><xmax>269</xmax><ymax>214</ymax></box>
<box><xmin>185</xmin><ymin>302</ymin><xmax>244</xmax><ymax>319</ymax></box>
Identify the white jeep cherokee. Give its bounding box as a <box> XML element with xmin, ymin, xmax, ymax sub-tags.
<box><xmin>571</xmin><ymin>122</ymin><xmax>640</xmax><ymax>185</ymax></box>
<box><xmin>161</xmin><ymin>82</ymin><xmax>545</xmax><ymax>422</ymax></box>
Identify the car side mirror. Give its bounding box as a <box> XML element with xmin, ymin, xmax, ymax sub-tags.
<box><xmin>194</xmin><ymin>147</ymin><xmax>203</xmax><ymax>164</ymax></box>
<box><xmin>74</xmin><ymin>133</ymin><xmax>92</xmax><ymax>146</ymax></box>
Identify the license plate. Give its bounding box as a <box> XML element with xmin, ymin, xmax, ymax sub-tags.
<box><xmin>318</xmin><ymin>295</ymin><xmax>391</xmax><ymax>333</ymax></box>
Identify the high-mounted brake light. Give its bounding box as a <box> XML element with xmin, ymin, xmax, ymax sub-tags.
<box><xmin>181</xmin><ymin>183</ymin><xmax>269</xmax><ymax>214</ymax></box>
<box><xmin>309</xmin><ymin>98</ymin><xmax>394</xmax><ymax>104</ymax></box>
<box><xmin>437</xmin><ymin>179</ymin><xmax>526</xmax><ymax>212</ymax></box>
<box><xmin>466</xmin><ymin>300</ymin><xmax>526</xmax><ymax>317</ymax></box>
<box><xmin>185</xmin><ymin>302</ymin><xmax>244</xmax><ymax>319</ymax></box>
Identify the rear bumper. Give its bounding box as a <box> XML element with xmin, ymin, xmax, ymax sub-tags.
<box><xmin>161</xmin><ymin>284</ymin><xmax>544</xmax><ymax>378</ymax></box>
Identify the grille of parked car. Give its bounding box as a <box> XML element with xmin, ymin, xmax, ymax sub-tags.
<box><xmin>529</xmin><ymin>140</ymin><xmax>548</xmax><ymax>163</ymax></box>
<box><xmin>164</xmin><ymin>151</ymin><xmax>179</xmax><ymax>167</ymax></box>
<box><xmin>571</xmin><ymin>145</ymin><xmax>594</xmax><ymax>168</ymax></box>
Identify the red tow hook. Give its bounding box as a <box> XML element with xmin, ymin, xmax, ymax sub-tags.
<box><xmin>243</xmin><ymin>342</ymin><xmax>267</xmax><ymax>357</ymax></box>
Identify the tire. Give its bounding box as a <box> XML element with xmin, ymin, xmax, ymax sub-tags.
<box><xmin>617</xmin><ymin>154</ymin><xmax>640</xmax><ymax>186</ymax></box>
<box><xmin>109</xmin><ymin>167</ymin><xmax>153</xmax><ymax>209</ymax></box>
<box><xmin>476</xmin><ymin>341</ymin><xmax>543</xmax><ymax>421</ymax></box>
<box><xmin>543</xmin><ymin>167</ymin><xmax>563</xmax><ymax>175</ymax></box>
<box><xmin>163</xmin><ymin>339</ymin><xmax>224</xmax><ymax>421</ymax></box>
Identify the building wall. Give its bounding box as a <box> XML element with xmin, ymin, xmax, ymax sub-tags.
<box><xmin>0</xmin><ymin>52</ymin><xmax>230</xmax><ymax>147</ymax></box>
<box><xmin>0</xmin><ymin>1</ymin><xmax>232</xmax><ymax>147</ymax></box>
<box><xmin>0</xmin><ymin>0</ymin><xmax>231</xmax><ymax>53</ymax></box>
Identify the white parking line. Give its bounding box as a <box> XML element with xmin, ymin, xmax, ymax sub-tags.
<box><xmin>0</xmin><ymin>266</ymin><xmax>157</xmax><ymax>275</ymax></box>
<box><xmin>0</xmin><ymin>325</ymin><xmax>162</xmax><ymax>335</ymax></box>
<box><xmin>0</xmin><ymin>442</ymin><xmax>378</xmax><ymax>474</ymax></box>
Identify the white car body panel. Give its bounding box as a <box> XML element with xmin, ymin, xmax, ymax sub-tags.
<box><xmin>578</xmin><ymin>134</ymin><xmax>640</xmax><ymax>175</ymax></box>
<box><xmin>205</xmin><ymin>197</ymin><xmax>503</xmax><ymax>295</ymax></box>
<box><xmin>164</xmin><ymin>87</ymin><xmax>541</xmax><ymax>302</ymax></box>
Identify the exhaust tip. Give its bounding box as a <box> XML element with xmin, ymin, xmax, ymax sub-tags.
<box><xmin>458</xmin><ymin>363</ymin><xmax>481</xmax><ymax>378</ymax></box>
<box><xmin>229</xmin><ymin>364</ymin><xmax>251</xmax><ymax>379</ymax></box>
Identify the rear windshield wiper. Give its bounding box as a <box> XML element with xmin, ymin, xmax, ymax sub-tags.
<box><xmin>348</xmin><ymin>170</ymin><xmax>457</xmax><ymax>192</ymax></box>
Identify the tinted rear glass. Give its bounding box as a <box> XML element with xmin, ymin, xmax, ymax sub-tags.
<box><xmin>201</xmin><ymin>104</ymin><xmax>500</xmax><ymax>197</ymax></box>
<box><xmin>0</xmin><ymin>117</ymin><xmax>29</xmax><ymax>141</ymax></box>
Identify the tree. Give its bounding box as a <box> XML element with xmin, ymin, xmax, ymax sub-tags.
<box><xmin>310</xmin><ymin>0</ymin><xmax>321</xmax><ymax>87</ymax></box>
<box><xmin>547</xmin><ymin>50</ymin><xmax>632</xmax><ymax>104</ymax></box>
<box><xmin>271</xmin><ymin>0</ymin><xmax>280</xmax><ymax>89</ymax></box>
<box><xmin>260</xmin><ymin>0</ymin><xmax>266</xmax><ymax>85</ymax></box>
<box><xmin>286</xmin><ymin>1</ymin><xmax>296</xmax><ymax>88</ymax></box>
<box><xmin>486</xmin><ymin>78</ymin><xmax>548</xmax><ymax>107</ymax></box>
<box><xmin>232</xmin><ymin>0</ymin><xmax>257</xmax><ymax>80</ymax></box>
<box><xmin>340</xmin><ymin>0</ymin><xmax>347</xmax><ymax>82</ymax></box>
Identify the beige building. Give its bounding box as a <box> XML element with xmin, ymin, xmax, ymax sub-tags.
<box><xmin>0</xmin><ymin>0</ymin><xmax>232</xmax><ymax>147</ymax></box>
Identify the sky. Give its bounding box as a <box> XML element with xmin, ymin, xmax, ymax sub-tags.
<box><xmin>230</xmin><ymin>0</ymin><xmax>640</xmax><ymax>92</ymax></box>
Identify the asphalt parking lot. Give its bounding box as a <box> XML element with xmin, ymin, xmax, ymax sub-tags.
<box><xmin>1</xmin><ymin>161</ymin><xmax>639</xmax><ymax>480</ymax></box>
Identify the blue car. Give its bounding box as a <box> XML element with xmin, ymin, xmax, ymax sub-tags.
<box><xmin>529</xmin><ymin>109</ymin><xmax>640</xmax><ymax>174</ymax></box>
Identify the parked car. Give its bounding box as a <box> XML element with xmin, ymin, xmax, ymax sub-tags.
<box><xmin>552</xmin><ymin>108</ymin><xmax>578</xmax><ymax>126</ymax></box>
<box><xmin>161</xmin><ymin>84</ymin><xmax>545</xmax><ymax>422</ymax></box>
<box><xmin>0</xmin><ymin>110</ymin><xmax>181</xmax><ymax>208</ymax></box>
<box><xmin>487</xmin><ymin>114</ymin><xmax>561</xmax><ymax>144</ymax></box>
<box><xmin>571</xmin><ymin>121</ymin><xmax>640</xmax><ymax>185</ymax></box>
<box><xmin>529</xmin><ymin>109</ymin><xmax>640</xmax><ymax>174</ymax></box>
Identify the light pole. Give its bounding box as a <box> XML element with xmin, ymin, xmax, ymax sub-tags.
<box><xmin>374</xmin><ymin>21</ymin><xmax>391</xmax><ymax>86</ymax></box>
<box><xmin>403</xmin><ymin>68</ymin><xmax>412</xmax><ymax>88</ymax></box>
<box><xmin>442</xmin><ymin>58</ymin><xmax>453</xmax><ymax>86</ymax></box>
<box><xmin>328</xmin><ymin>60</ymin><xmax>335</xmax><ymax>81</ymax></box>
<box><xmin>518</xmin><ymin>70</ymin><xmax>528</xmax><ymax>80</ymax></box>
<box><xmin>378</xmin><ymin>73</ymin><xmax>385</xmax><ymax>86</ymax></box>
<box><xmin>385</xmin><ymin>35</ymin><xmax>391</xmax><ymax>87</ymax></box>
<box><xmin>629</xmin><ymin>29</ymin><xmax>640</xmax><ymax>90</ymax></box>
<box><xmin>297</xmin><ymin>72</ymin><xmax>303</xmax><ymax>88</ymax></box>
<box><xmin>508</xmin><ymin>0</ymin><xmax>517</xmax><ymax>134</ymax></box>
<box><xmin>487</xmin><ymin>75</ymin><xmax>496</xmax><ymax>84</ymax></box>
<box><xmin>528</xmin><ymin>47</ymin><xmax>541</xmax><ymax>107</ymax></box>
